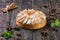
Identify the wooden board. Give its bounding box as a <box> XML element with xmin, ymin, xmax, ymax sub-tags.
<box><xmin>0</xmin><ymin>0</ymin><xmax>60</xmax><ymax>40</ymax></box>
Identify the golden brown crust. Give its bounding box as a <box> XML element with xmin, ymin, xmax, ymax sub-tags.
<box><xmin>16</xmin><ymin>19</ymin><xmax>46</xmax><ymax>29</ymax></box>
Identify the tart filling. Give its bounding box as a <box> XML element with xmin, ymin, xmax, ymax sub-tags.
<box><xmin>16</xmin><ymin>9</ymin><xmax>46</xmax><ymax>25</ymax></box>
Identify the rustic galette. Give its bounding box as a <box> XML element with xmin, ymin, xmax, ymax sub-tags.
<box><xmin>16</xmin><ymin>9</ymin><xmax>46</xmax><ymax>29</ymax></box>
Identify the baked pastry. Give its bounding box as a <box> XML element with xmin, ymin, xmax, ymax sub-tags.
<box><xmin>16</xmin><ymin>9</ymin><xmax>46</xmax><ymax>29</ymax></box>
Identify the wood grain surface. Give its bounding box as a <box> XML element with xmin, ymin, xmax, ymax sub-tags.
<box><xmin>0</xmin><ymin>0</ymin><xmax>60</xmax><ymax>40</ymax></box>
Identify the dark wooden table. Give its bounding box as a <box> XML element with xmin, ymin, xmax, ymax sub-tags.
<box><xmin>0</xmin><ymin>0</ymin><xmax>60</xmax><ymax>40</ymax></box>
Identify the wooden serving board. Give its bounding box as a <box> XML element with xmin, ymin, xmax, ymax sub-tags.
<box><xmin>0</xmin><ymin>0</ymin><xmax>60</xmax><ymax>40</ymax></box>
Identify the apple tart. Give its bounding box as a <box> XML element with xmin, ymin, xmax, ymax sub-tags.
<box><xmin>16</xmin><ymin>9</ymin><xmax>46</xmax><ymax>29</ymax></box>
